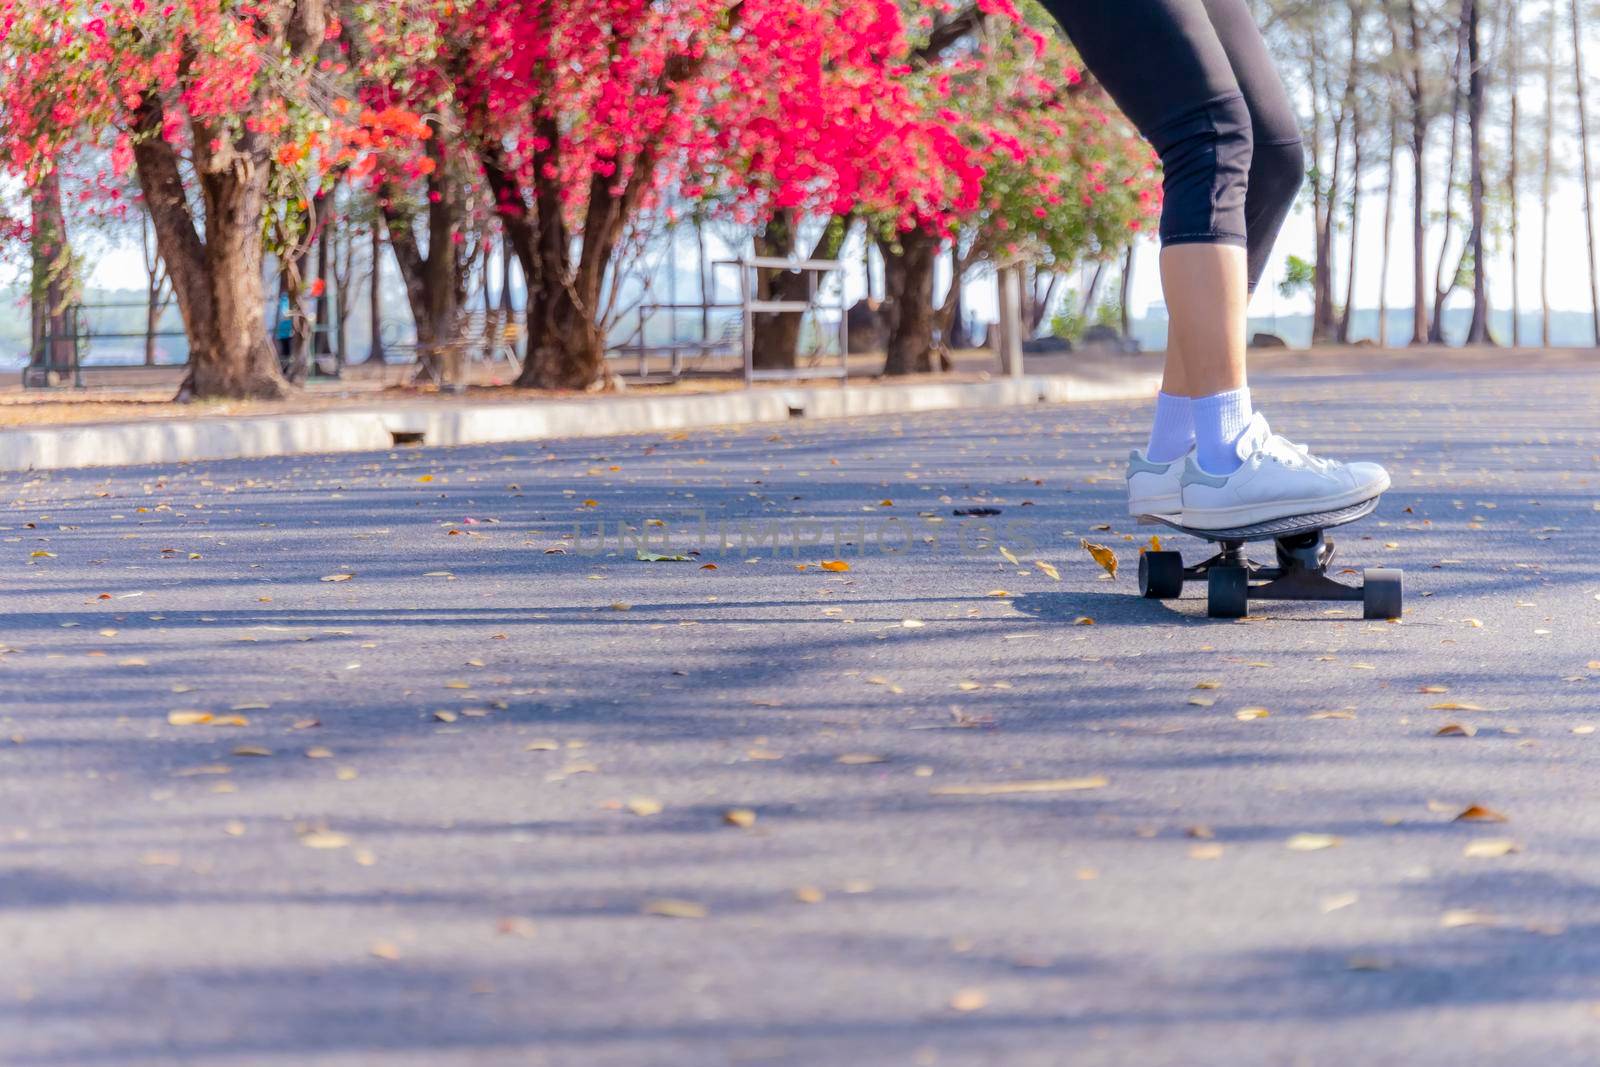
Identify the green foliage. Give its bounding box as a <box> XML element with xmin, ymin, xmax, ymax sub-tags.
<box><xmin>1277</xmin><ymin>254</ymin><xmax>1316</xmax><ymax>299</ymax></box>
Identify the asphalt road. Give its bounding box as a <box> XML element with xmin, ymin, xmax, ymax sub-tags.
<box><xmin>2</xmin><ymin>352</ymin><xmax>1598</xmax><ymax>1067</ymax></box>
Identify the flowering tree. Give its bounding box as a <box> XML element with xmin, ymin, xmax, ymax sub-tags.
<box><xmin>0</xmin><ymin>1</ymin><xmax>425</xmax><ymax>398</ymax></box>
<box><xmin>867</xmin><ymin>0</ymin><xmax>1159</xmax><ymax>373</ymax></box>
<box><xmin>455</xmin><ymin>0</ymin><xmax>984</xmax><ymax>390</ymax></box>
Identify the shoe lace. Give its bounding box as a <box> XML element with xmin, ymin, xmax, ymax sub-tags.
<box><xmin>1261</xmin><ymin>432</ymin><xmax>1337</xmax><ymax>472</ymax></box>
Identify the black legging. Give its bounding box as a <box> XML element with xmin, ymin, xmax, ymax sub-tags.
<box><xmin>1039</xmin><ymin>0</ymin><xmax>1303</xmax><ymax>293</ymax></box>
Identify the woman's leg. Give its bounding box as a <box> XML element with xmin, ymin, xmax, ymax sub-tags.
<box><xmin>1044</xmin><ymin>0</ymin><xmax>1389</xmax><ymax>526</ymax></box>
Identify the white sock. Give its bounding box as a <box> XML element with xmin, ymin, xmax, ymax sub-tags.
<box><xmin>1144</xmin><ymin>391</ymin><xmax>1194</xmax><ymax>463</ymax></box>
<box><xmin>1193</xmin><ymin>386</ymin><xmax>1253</xmax><ymax>475</ymax></box>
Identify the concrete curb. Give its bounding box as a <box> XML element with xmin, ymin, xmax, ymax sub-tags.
<box><xmin>0</xmin><ymin>372</ymin><xmax>1160</xmax><ymax>473</ymax></box>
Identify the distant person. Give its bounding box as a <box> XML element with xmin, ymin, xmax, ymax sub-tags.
<box><xmin>1040</xmin><ymin>0</ymin><xmax>1389</xmax><ymax>528</ymax></box>
<box><xmin>275</xmin><ymin>293</ymin><xmax>294</xmax><ymax>365</ymax></box>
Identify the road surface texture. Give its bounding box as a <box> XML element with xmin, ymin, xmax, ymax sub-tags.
<box><xmin>2</xmin><ymin>350</ymin><xmax>1598</xmax><ymax>1067</ymax></box>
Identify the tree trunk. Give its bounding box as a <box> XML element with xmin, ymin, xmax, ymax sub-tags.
<box><xmin>880</xmin><ymin>227</ymin><xmax>939</xmax><ymax>376</ymax></box>
<box><xmin>1406</xmin><ymin>0</ymin><xmax>1430</xmax><ymax>345</ymax></box>
<box><xmin>1541</xmin><ymin>0</ymin><xmax>1557</xmax><ymax>346</ymax></box>
<box><xmin>1120</xmin><ymin>246</ymin><xmax>1135</xmax><ymax>336</ymax></box>
<box><xmin>1377</xmin><ymin>109</ymin><xmax>1398</xmax><ymax>348</ymax></box>
<box><xmin>1574</xmin><ymin>0</ymin><xmax>1600</xmax><ymax>343</ymax></box>
<box><xmin>1338</xmin><ymin>113</ymin><xmax>1363</xmax><ymax>344</ymax></box>
<box><xmin>1429</xmin><ymin>23</ymin><xmax>1467</xmax><ymax>344</ymax></box>
<box><xmin>132</xmin><ymin>98</ymin><xmax>289</xmax><ymax>400</ymax></box>
<box><xmin>946</xmin><ymin>241</ymin><xmax>971</xmax><ymax>349</ymax></box>
<box><xmin>141</xmin><ymin>213</ymin><xmax>169</xmax><ymax>367</ymax></box>
<box><xmin>1464</xmin><ymin>0</ymin><xmax>1493</xmax><ymax>344</ymax></box>
<box><xmin>30</xmin><ymin>169</ymin><xmax>73</xmax><ymax>376</ymax></box>
<box><xmin>383</xmin><ymin>129</ymin><xmax>466</xmax><ymax>381</ymax></box>
<box><xmin>1506</xmin><ymin>0</ymin><xmax>1521</xmax><ymax>346</ymax></box>
<box><xmin>314</xmin><ymin>218</ymin><xmax>333</xmax><ymax>367</ymax></box>
<box><xmin>370</xmin><ymin>221</ymin><xmax>385</xmax><ymax>364</ymax></box>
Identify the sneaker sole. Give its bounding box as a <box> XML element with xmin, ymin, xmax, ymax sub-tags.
<box><xmin>1179</xmin><ymin>476</ymin><xmax>1390</xmax><ymax>530</ymax></box>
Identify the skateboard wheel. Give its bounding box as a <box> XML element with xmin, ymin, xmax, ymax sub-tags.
<box><xmin>1139</xmin><ymin>550</ymin><xmax>1185</xmax><ymax>599</ymax></box>
<box><xmin>1207</xmin><ymin>566</ymin><xmax>1249</xmax><ymax>619</ymax></box>
<box><xmin>1362</xmin><ymin>568</ymin><xmax>1403</xmax><ymax>620</ymax></box>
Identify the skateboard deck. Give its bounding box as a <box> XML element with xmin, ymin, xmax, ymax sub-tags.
<box><xmin>1138</xmin><ymin>495</ymin><xmax>1380</xmax><ymax>543</ymax></box>
<box><xmin>1134</xmin><ymin>494</ymin><xmax>1401</xmax><ymax>619</ymax></box>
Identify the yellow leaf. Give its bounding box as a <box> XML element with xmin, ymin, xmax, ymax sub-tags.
<box><xmin>1419</xmin><ymin>685</ymin><xmax>1449</xmax><ymax>693</ymax></box>
<box><xmin>723</xmin><ymin>808</ymin><xmax>757</xmax><ymax>828</ymax></box>
<box><xmin>433</xmin><ymin>710</ymin><xmax>458</xmax><ymax>723</ymax></box>
<box><xmin>626</xmin><ymin>797</ymin><xmax>663</xmax><ymax>817</ymax></box>
<box><xmin>370</xmin><ymin>940</ymin><xmax>402</xmax><ymax>960</ymax></box>
<box><xmin>416</xmin><ymin>475</ymin><xmax>434</xmax><ymax>483</ymax></box>
<box><xmin>1080</xmin><ymin>539</ymin><xmax>1118</xmax><ymax>579</ymax></box>
<box><xmin>1286</xmin><ymin>833</ymin><xmax>1341</xmax><ymax>851</ymax></box>
<box><xmin>794</xmin><ymin>886</ymin><xmax>825</xmax><ymax>904</ymax></box>
<box><xmin>1073</xmin><ymin>616</ymin><xmax>1095</xmax><ymax>626</ymax></box>
<box><xmin>1194</xmin><ymin>681</ymin><xmax>1222</xmax><ymax>690</ymax></box>
<box><xmin>643</xmin><ymin>899</ymin><xmax>706</xmax><ymax>919</ymax></box>
<box><xmin>949</xmin><ymin>988</ymin><xmax>989</xmax><ymax>1013</ymax></box>
<box><xmin>1429</xmin><ymin>702</ymin><xmax>1485</xmax><ymax>711</ymax></box>
<box><xmin>820</xmin><ymin>559</ymin><xmax>850</xmax><ymax>572</ymax></box>
<box><xmin>1441</xmin><ymin>909</ymin><xmax>1496</xmax><ymax>929</ymax></box>
<box><xmin>1150</xmin><ymin>534</ymin><xmax>1163</xmax><ymax>552</ymax></box>
<box><xmin>29</xmin><ymin>550</ymin><xmax>54</xmax><ymax>559</ymax></box>
<box><xmin>300</xmin><ymin>830</ymin><xmax>350</xmax><ymax>850</ymax></box>
<box><xmin>1034</xmin><ymin>560</ymin><xmax>1060</xmax><ymax>581</ymax></box>
<box><xmin>166</xmin><ymin>710</ymin><xmax>213</xmax><ymax>726</ymax></box>
<box><xmin>932</xmin><ymin>776</ymin><xmax>1107</xmax><ymax>796</ymax></box>
<box><xmin>957</xmin><ymin>680</ymin><xmax>983</xmax><ymax>691</ymax></box>
<box><xmin>986</xmin><ymin>589</ymin><xmax>1011</xmax><ymax>597</ymax></box>
<box><xmin>1235</xmin><ymin>707</ymin><xmax>1270</xmax><ymax>720</ymax></box>
<box><xmin>320</xmin><ymin>573</ymin><xmax>354</xmax><ymax>583</ymax></box>
<box><xmin>999</xmin><ymin>546</ymin><xmax>1021</xmax><ymax>566</ymax></box>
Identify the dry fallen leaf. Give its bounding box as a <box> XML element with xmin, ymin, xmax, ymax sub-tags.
<box><xmin>643</xmin><ymin>899</ymin><xmax>706</xmax><ymax>919</ymax></box>
<box><xmin>1080</xmin><ymin>539</ymin><xmax>1118</xmax><ymax>579</ymax></box>
<box><xmin>369</xmin><ymin>941</ymin><xmax>401</xmax><ymax>960</ymax></box>
<box><xmin>1435</xmin><ymin>723</ymin><xmax>1477</xmax><ymax>737</ymax></box>
<box><xmin>1429</xmin><ymin>702</ymin><xmax>1485</xmax><ymax>712</ymax></box>
<box><xmin>932</xmin><ymin>776</ymin><xmax>1107</xmax><ymax>796</ymax></box>
<box><xmin>794</xmin><ymin>886</ymin><xmax>825</xmax><ymax>904</ymax></box>
<box><xmin>1235</xmin><ymin>707</ymin><xmax>1270</xmax><ymax>721</ymax></box>
<box><xmin>320</xmin><ymin>573</ymin><xmax>354</xmax><ymax>583</ymax></box>
<box><xmin>837</xmin><ymin>753</ymin><xmax>887</xmax><ymax>765</ymax></box>
<box><xmin>820</xmin><ymin>560</ymin><xmax>850</xmax><ymax>572</ymax></box>
<box><xmin>166</xmin><ymin>710</ymin><xmax>213</xmax><ymax>726</ymax></box>
<box><xmin>1189</xmin><ymin>843</ymin><xmax>1225</xmax><ymax>860</ymax></box>
<box><xmin>1463</xmin><ymin>838</ymin><xmax>1520</xmax><ymax>858</ymax></box>
<box><xmin>1034</xmin><ymin>560</ymin><xmax>1061</xmax><ymax>581</ymax></box>
<box><xmin>723</xmin><ymin>808</ymin><xmax>757</xmax><ymax>828</ymax></box>
<box><xmin>496</xmin><ymin>917</ymin><xmax>538</xmax><ymax>939</ymax></box>
<box><xmin>1455</xmin><ymin>804</ymin><xmax>1509</xmax><ymax>823</ymax></box>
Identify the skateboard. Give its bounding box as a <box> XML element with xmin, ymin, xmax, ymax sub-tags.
<box><xmin>1135</xmin><ymin>496</ymin><xmax>1402</xmax><ymax>620</ymax></box>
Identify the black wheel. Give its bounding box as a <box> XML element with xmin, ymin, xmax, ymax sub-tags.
<box><xmin>1362</xmin><ymin>568</ymin><xmax>1403</xmax><ymax>620</ymax></box>
<box><xmin>1207</xmin><ymin>566</ymin><xmax>1249</xmax><ymax>619</ymax></box>
<box><xmin>1139</xmin><ymin>550</ymin><xmax>1185</xmax><ymax>599</ymax></box>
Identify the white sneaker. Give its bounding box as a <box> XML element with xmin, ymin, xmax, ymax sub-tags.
<box><xmin>1179</xmin><ymin>413</ymin><xmax>1390</xmax><ymax>529</ymax></box>
<box><xmin>1126</xmin><ymin>447</ymin><xmax>1190</xmax><ymax>519</ymax></box>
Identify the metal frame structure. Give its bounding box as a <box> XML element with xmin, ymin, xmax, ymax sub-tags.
<box><xmin>23</xmin><ymin>303</ymin><xmax>188</xmax><ymax>388</ymax></box>
<box><xmin>730</xmin><ymin>256</ymin><xmax>849</xmax><ymax>386</ymax></box>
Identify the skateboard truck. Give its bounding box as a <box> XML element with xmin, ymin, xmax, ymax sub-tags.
<box><xmin>1136</xmin><ymin>497</ymin><xmax>1403</xmax><ymax>620</ymax></box>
